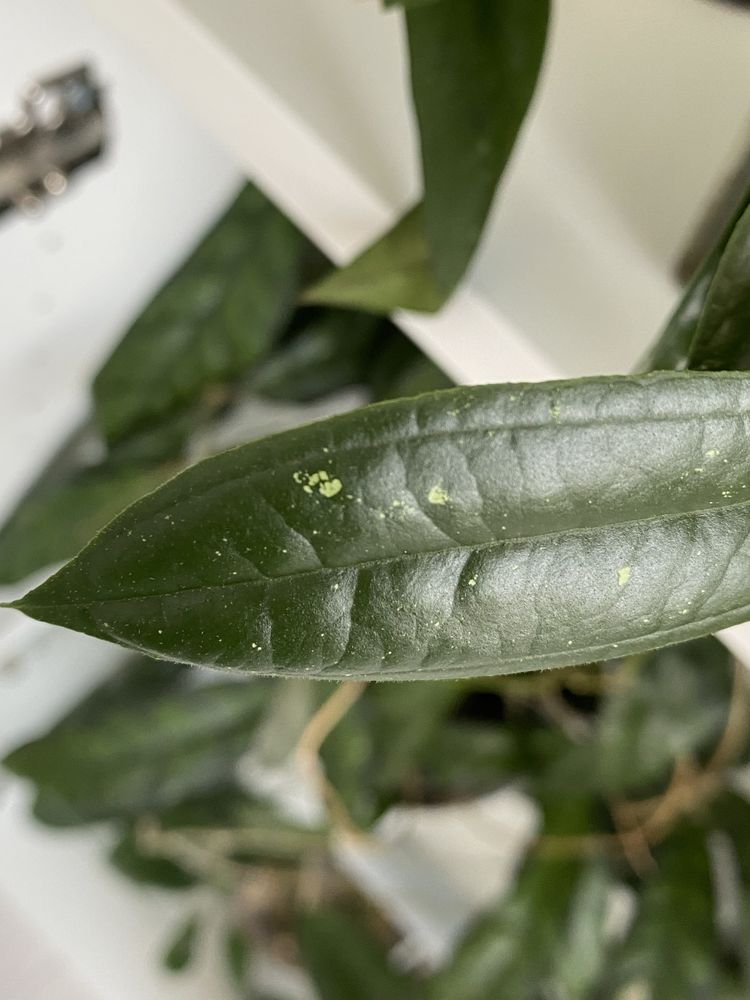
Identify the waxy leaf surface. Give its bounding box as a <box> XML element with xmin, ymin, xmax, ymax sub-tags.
<box><xmin>10</xmin><ymin>373</ymin><xmax>750</xmax><ymax>679</ymax></box>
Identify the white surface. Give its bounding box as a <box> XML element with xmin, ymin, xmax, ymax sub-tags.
<box><xmin>336</xmin><ymin>787</ymin><xmax>539</xmax><ymax>969</ymax></box>
<box><xmin>0</xmin><ymin>0</ymin><xmax>242</xmax><ymax>997</ymax></box>
<box><xmin>1</xmin><ymin>885</ymin><xmax>100</xmax><ymax>1000</ymax></box>
<box><xmin>0</xmin><ymin>619</ymin><xmax>237</xmax><ymax>1000</ymax></box>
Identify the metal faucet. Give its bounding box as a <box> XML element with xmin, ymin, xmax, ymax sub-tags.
<box><xmin>0</xmin><ymin>64</ymin><xmax>106</xmax><ymax>219</ymax></box>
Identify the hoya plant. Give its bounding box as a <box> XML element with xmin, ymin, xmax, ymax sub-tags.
<box><xmin>4</xmin><ymin>0</ymin><xmax>750</xmax><ymax>997</ymax></box>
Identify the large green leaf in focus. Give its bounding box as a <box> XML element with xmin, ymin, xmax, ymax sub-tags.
<box><xmin>3</xmin><ymin>678</ymin><xmax>271</xmax><ymax>821</ymax></box>
<box><xmin>406</xmin><ymin>0</ymin><xmax>550</xmax><ymax>293</ymax></box>
<box><xmin>11</xmin><ymin>374</ymin><xmax>750</xmax><ymax>678</ymax></box>
<box><xmin>93</xmin><ymin>183</ymin><xmax>314</xmax><ymax>444</ymax></box>
<box><xmin>297</xmin><ymin>909</ymin><xmax>419</xmax><ymax>1000</ymax></box>
<box><xmin>304</xmin><ymin>208</ymin><xmax>444</xmax><ymax>314</ymax></box>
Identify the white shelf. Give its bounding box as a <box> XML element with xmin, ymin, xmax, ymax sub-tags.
<box><xmin>82</xmin><ymin>0</ymin><xmax>750</xmax><ymax>382</ymax></box>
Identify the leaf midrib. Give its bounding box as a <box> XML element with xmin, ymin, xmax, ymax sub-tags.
<box><xmin>14</xmin><ymin>491</ymin><xmax>750</xmax><ymax>612</ymax></box>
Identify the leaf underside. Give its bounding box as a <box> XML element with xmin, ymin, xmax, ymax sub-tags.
<box><xmin>10</xmin><ymin>372</ymin><xmax>750</xmax><ymax>680</ymax></box>
<box><xmin>303</xmin><ymin>207</ymin><xmax>445</xmax><ymax>315</ymax></box>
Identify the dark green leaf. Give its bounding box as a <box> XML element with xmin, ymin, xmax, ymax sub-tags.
<box><xmin>342</xmin><ymin>0</ymin><xmax>550</xmax><ymax>310</ymax></box>
<box><xmin>417</xmin><ymin>719</ymin><xmax>527</xmax><ymax>797</ymax></box>
<box><xmin>364</xmin><ymin>681</ymin><xmax>466</xmax><ymax>791</ymax></box>
<box><xmin>106</xmin><ymin>404</ymin><xmax>214</xmax><ymax>466</ymax></box>
<box><xmin>319</xmin><ymin>702</ymin><xmax>379</xmax><ymax>826</ymax></box>
<box><xmin>383</xmin><ymin>0</ymin><xmax>442</xmax><ymax>9</ymax></box>
<box><xmin>406</xmin><ymin>0</ymin><xmax>550</xmax><ymax>292</ymax></box>
<box><xmin>246</xmin><ymin>310</ymin><xmax>384</xmax><ymax>402</ymax></box>
<box><xmin>594</xmin><ymin>638</ymin><xmax>733</xmax><ymax>796</ymax></box>
<box><xmin>297</xmin><ymin>909</ymin><xmax>418</xmax><ymax>1000</ymax></box>
<box><xmin>3</xmin><ymin>678</ymin><xmax>271</xmax><ymax>821</ymax></box>
<box><xmin>109</xmin><ymin>826</ymin><xmax>196</xmax><ymax>889</ymax></box>
<box><xmin>376</xmin><ymin>355</ymin><xmax>452</xmax><ymax>401</ymax></box>
<box><xmin>369</xmin><ymin>332</ymin><xmax>452</xmax><ymax>401</ymax></box>
<box><xmin>605</xmin><ymin>827</ymin><xmax>720</xmax><ymax>999</ymax></box>
<box><xmin>93</xmin><ymin>183</ymin><xmax>312</xmax><ymax>444</ymax></box>
<box><xmin>225</xmin><ymin>927</ymin><xmax>252</xmax><ymax>991</ymax></box>
<box><xmin>321</xmin><ymin>682</ymin><xmax>520</xmax><ymax>821</ymax></box>
<box><xmin>163</xmin><ymin>914</ymin><xmax>200</xmax><ymax>973</ymax></box>
<box><xmin>12</xmin><ymin>374</ymin><xmax>750</xmax><ymax>679</ymax></box>
<box><xmin>641</xmin><ymin>187</ymin><xmax>750</xmax><ymax>371</ymax></box>
<box><xmin>0</xmin><ymin>464</ymin><xmax>171</xmax><ymax>585</ymax></box>
<box><xmin>303</xmin><ymin>208</ymin><xmax>444</xmax><ymax>314</ymax></box>
<box><xmin>150</xmin><ymin>787</ymin><xmax>263</xmax><ymax>831</ymax></box>
<box><xmin>689</xmin><ymin>203</ymin><xmax>750</xmax><ymax>371</ymax></box>
<box><xmin>30</xmin><ymin>788</ymin><xmax>89</xmax><ymax>827</ymax></box>
<box><xmin>640</xmin><ymin>263</ymin><xmax>719</xmax><ymax>372</ymax></box>
<box><xmin>709</xmin><ymin>794</ymin><xmax>750</xmax><ymax>978</ymax></box>
<box><xmin>548</xmin><ymin>862</ymin><xmax>617</xmax><ymax>1000</ymax></box>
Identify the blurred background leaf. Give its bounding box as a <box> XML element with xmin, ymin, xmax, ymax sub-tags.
<box><xmin>4</xmin><ymin>667</ymin><xmax>273</xmax><ymax>821</ymax></box>
<box><xmin>297</xmin><ymin>908</ymin><xmax>420</xmax><ymax>1000</ymax></box>
<box><xmin>92</xmin><ymin>182</ymin><xmax>323</xmax><ymax>446</ymax></box>
<box><xmin>162</xmin><ymin>914</ymin><xmax>200</xmax><ymax>973</ymax></box>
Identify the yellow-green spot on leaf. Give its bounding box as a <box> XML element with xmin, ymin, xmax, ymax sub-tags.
<box><xmin>468</xmin><ymin>577</ymin><xmax>477</xmax><ymax>587</ymax></box>
<box><xmin>705</xmin><ymin>449</ymin><xmax>719</xmax><ymax>458</ymax></box>
<box><xmin>294</xmin><ymin>469</ymin><xmax>343</xmax><ymax>498</ymax></box>
<box><xmin>428</xmin><ymin>485</ymin><xmax>449</xmax><ymax>506</ymax></box>
<box><xmin>319</xmin><ymin>478</ymin><xmax>343</xmax><ymax>498</ymax></box>
<box><xmin>617</xmin><ymin>565</ymin><xmax>631</xmax><ymax>588</ymax></box>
